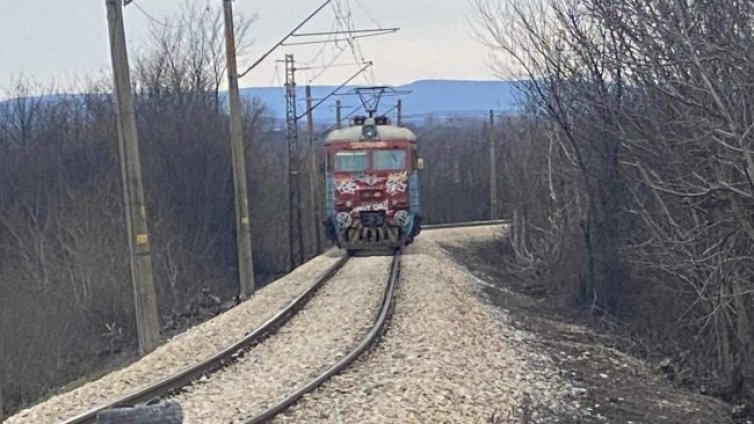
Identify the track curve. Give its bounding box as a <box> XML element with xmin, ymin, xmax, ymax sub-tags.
<box><xmin>57</xmin><ymin>219</ymin><xmax>507</xmax><ymax>423</ymax></box>
<box><xmin>60</xmin><ymin>255</ymin><xmax>350</xmax><ymax>424</ymax></box>
<box><xmin>241</xmin><ymin>251</ymin><xmax>401</xmax><ymax>424</ymax></box>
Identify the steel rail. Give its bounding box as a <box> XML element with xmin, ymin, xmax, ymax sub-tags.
<box><xmin>60</xmin><ymin>254</ymin><xmax>350</xmax><ymax>424</ymax></box>
<box><xmin>241</xmin><ymin>252</ymin><xmax>401</xmax><ymax>424</ymax></box>
<box><xmin>57</xmin><ymin>220</ymin><xmax>499</xmax><ymax>423</ymax></box>
<box><xmin>423</xmin><ymin>219</ymin><xmax>511</xmax><ymax>230</ymax></box>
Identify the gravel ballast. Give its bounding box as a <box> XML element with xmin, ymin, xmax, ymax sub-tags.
<box><xmin>7</xmin><ymin>225</ymin><xmax>580</xmax><ymax>424</ymax></box>
<box><xmin>171</xmin><ymin>256</ymin><xmax>390</xmax><ymax>423</ymax></box>
<box><xmin>5</xmin><ymin>254</ymin><xmax>342</xmax><ymax>424</ymax></box>
<box><xmin>275</xmin><ymin>226</ymin><xmax>576</xmax><ymax>423</ymax></box>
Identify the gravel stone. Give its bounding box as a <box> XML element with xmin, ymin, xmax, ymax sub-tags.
<box><xmin>5</xmin><ymin>253</ymin><xmax>342</xmax><ymax>424</ymax></box>
<box><xmin>275</xmin><ymin>226</ymin><xmax>577</xmax><ymax>423</ymax></box>
<box><xmin>7</xmin><ymin>225</ymin><xmax>578</xmax><ymax>424</ymax></box>
<box><xmin>172</xmin><ymin>256</ymin><xmax>390</xmax><ymax>423</ymax></box>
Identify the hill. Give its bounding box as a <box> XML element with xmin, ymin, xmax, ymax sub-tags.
<box><xmin>240</xmin><ymin>79</ymin><xmax>522</xmax><ymax>124</ymax></box>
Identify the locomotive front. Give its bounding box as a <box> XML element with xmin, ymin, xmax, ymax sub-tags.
<box><xmin>323</xmin><ymin>116</ymin><xmax>421</xmax><ymax>251</ymax></box>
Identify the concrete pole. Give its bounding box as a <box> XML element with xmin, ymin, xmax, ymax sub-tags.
<box><xmin>305</xmin><ymin>86</ymin><xmax>322</xmax><ymax>256</ymax></box>
<box><xmin>489</xmin><ymin>110</ymin><xmax>497</xmax><ymax>220</ymax></box>
<box><xmin>223</xmin><ymin>0</ymin><xmax>255</xmax><ymax>299</ymax></box>
<box><xmin>335</xmin><ymin>100</ymin><xmax>342</xmax><ymax>129</ymax></box>
<box><xmin>397</xmin><ymin>99</ymin><xmax>402</xmax><ymax>126</ymax></box>
<box><xmin>0</xmin><ymin>359</ymin><xmax>4</xmax><ymax>422</ymax></box>
<box><xmin>106</xmin><ymin>0</ymin><xmax>160</xmax><ymax>355</ymax></box>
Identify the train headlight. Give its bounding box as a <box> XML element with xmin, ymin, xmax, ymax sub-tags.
<box><xmin>362</xmin><ymin>124</ymin><xmax>378</xmax><ymax>140</ymax></box>
<box><xmin>336</xmin><ymin>212</ymin><xmax>353</xmax><ymax>228</ymax></box>
<box><xmin>345</xmin><ymin>200</ymin><xmax>352</xmax><ymax>208</ymax></box>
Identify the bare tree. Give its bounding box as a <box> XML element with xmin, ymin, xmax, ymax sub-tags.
<box><xmin>134</xmin><ymin>0</ymin><xmax>254</xmax><ymax>111</ymax></box>
<box><xmin>475</xmin><ymin>0</ymin><xmax>754</xmax><ymax>401</ymax></box>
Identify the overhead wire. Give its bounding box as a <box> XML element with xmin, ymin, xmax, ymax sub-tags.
<box><xmin>317</xmin><ymin>103</ymin><xmax>365</xmax><ymax>136</ymax></box>
<box><xmin>257</xmin><ymin>0</ymin><xmax>393</xmax><ymax>120</ymax></box>
<box><xmin>307</xmin><ymin>46</ymin><xmax>349</xmax><ymax>84</ymax></box>
<box><xmin>297</xmin><ymin>61</ymin><xmax>372</xmax><ymax>120</ymax></box>
<box><xmin>354</xmin><ymin>0</ymin><xmax>383</xmax><ymax>29</ymax></box>
<box><xmin>130</xmin><ymin>0</ymin><xmax>179</xmax><ymax>29</ymax></box>
<box><xmin>297</xmin><ymin>0</ymin><xmax>380</xmax><ymax>85</ymax></box>
<box><xmin>296</xmin><ymin>18</ymin><xmax>340</xmax><ymax>67</ymax></box>
<box><xmin>335</xmin><ymin>0</ymin><xmax>376</xmax><ymax>85</ymax></box>
<box><xmin>330</xmin><ymin>1</ymin><xmax>366</xmax><ymax>85</ymax></box>
<box><xmin>273</xmin><ymin>62</ymin><xmax>287</xmax><ymax>105</ymax></box>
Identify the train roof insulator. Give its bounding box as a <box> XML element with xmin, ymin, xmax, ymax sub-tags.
<box><xmin>327</xmin><ymin>115</ymin><xmax>416</xmax><ymax>144</ymax></box>
<box><xmin>375</xmin><ymin>116</ymin><xmax>391</xmax><ymax>125</ymax></box>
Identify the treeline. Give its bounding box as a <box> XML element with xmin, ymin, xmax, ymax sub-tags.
<box><xmin>0</xmin><ymin>4</ymin><xmax>497</xmax><ymax>416</ymax></box>
<box><xmin>477</xmin><ymin>0</ymin><xmax>754</xmax><ymax>406</ymax></box>
<box><xmin>0</xmin><ymin>4</ymin><xmax>281</xmax><ymax>413</ymax></box>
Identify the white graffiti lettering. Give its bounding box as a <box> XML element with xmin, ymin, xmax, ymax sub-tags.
<box><xmin>386</xmin><ymin>171</ymin><xmax>408</xmax><ymax>196</ymax></box>
<box><xmin>355</xmin><ymin>174</ymin><xmax>386</xmax><ymax>186</ymax></box>
<box><xmin>335</xmin><ymin>176</ymin><xmax>358</xmax><ymax>195</ymax></box>
<box><xmin>352</xmin><ymin>200</ymin><xmax>389</xmax><ymax>213</ymax></box>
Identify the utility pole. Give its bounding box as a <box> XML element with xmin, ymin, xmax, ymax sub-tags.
<box><xmin>0</xmin><ymin>360</ymin><xmax>4</xmax><ymax>422</ymax></box>
<box><xmin>488</xmin><ymin>110</ymin><xmax>497</xmax><ymax>220</ymax></box>
<box><xmin>335</xmin><ymin>100</ymin><xmax>342</xmax><ymax>128</ymax></box>
<box><xmin>223</xmin><ymin>0</ymin><xmax>255</xmax><ymax>299</ymax></box>
<box><xmin>305</xmin><ymin>85</ymin><xmax>321</xmax><ymax>257</ymax></box>
<box><xmin>397</xmin><ymin>99</ymin><xmax>403</xmax><ymax>126</ymax></box>
<box><xmin>285</xmin><ymin>54</ymin><xmax>305</xmax><ymax>269</ymax></box>
<box><xmin>106</xmin><ymin>0</ymin><xmax>160</xmax><ymax>355</ymax></box>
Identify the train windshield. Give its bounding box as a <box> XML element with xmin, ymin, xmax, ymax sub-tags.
<box><xmin>373</xmin><ymin>149</ymin><xmax>406</xmax><ymax>170</ymax></box>
<box><xmin>334</xmin><ymin>151</ymin><xmax>368</xmax><ymax>172</ymax></box>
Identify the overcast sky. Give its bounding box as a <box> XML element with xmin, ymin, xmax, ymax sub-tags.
<box><xmin>0</xmin><ymin>0</ymin><xmax>498</xmax><ymax>91</ymax></box>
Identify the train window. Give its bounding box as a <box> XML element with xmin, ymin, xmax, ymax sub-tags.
<box><xmin>334</xmin><ymin>151</ymin><xmax>368</xmax><ymax>171</ymax></box>
<box><xmin>373</xmin><ymin>150</ymin><xmax>406</xmax><ymax>170</ymax></box>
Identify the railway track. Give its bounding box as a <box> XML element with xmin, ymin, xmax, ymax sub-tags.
<box><xmin>60</xmin><ymin>252</ymin><xmax>401</xmax><ymax>424</ymax></box>
<box><xmin>60</xmin><ymin>255</ymin><xmax>350</xmax><ymax>424</ymax></box>
<box><xmin>423</xmin><ymin>219</ymin><xmax>510</xmax><ymax>230</ymax></box>
<box><xmin>57</xmin><ymin>220</ymin><xmax>503</xmax><ymax>423</ymax></box>
<box><xmin>242</xmin><ymin>252</ymin><xmax>400</xmax><ymax>423</ymax></box>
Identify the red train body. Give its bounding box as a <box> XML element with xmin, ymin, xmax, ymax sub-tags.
<box><xmin>322</xmin><ymin>116</ymin><xmax>421</xmax><ymax>251</ymax></box>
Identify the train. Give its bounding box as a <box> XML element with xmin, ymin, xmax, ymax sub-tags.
<box><xmin>322</xmin><ymin>113</ymin><xmax>422</xmax><ymax>252</ymax></box>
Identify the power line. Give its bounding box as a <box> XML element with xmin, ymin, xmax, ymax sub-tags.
<box><xmin>306</xmin><ymin>46</ymin><xmax>348</xmax><ymax>84</ymax></box>
<box><xmin>130</xmin><ymin>0</ymin><xmax>178</xmax><ymax>29</ymax></box>
<box><xmin>239</xmin><ymin>0</ymin><xmax>335</xmax><ymax>78</ymax></box>
<box><xmin>331</xmin><ymin>0</ymin><xmax>375</xmax><ymax>85</ymax></box>
<box><xmin>354</xmin><ymin>0</ymin><xmax>383</xmax><ymax>29</ymax></box>
<box><xmin>318</xmin><ymin>103</ymin><xmax>364</xmax><ymax>136</ymax></box>
<box><xmin>280</xmin><ymin>29</ymin><xmax>397</xmax><ymax>46</ymax></box>
<box><xmin>296</xmin><ymin>19</ymin><xmax>340</xmax><ymax>67</ymax></box>
<box><xmin>296</xmin><ymin>61</ymin><xmax>372</xmax><ymax>121</ymax></box>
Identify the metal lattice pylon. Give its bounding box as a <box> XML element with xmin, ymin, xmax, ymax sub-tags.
<box><xmin>285</xmin><ymin>54</ymin><xmax>305</xmax><ymax>269</ymax></box>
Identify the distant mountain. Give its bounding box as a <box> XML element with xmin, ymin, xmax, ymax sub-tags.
<box><xmin>240</xmin><ymin>79</ymin><xmax>523</xmax><ymax>124</ymax></box>
<box><xmin>0</xmin><ymin>80</ymin><xmax>523</xmax><ymax>126</ymax></box>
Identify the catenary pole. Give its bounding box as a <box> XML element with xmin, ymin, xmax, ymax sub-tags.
<box><xmin>305</xmin><ymin>86</ymin><xmax>322</xmax><ymax>257</ymax></box>
<box><xmin>106</xmin><ymin>0</ymin><xmax>160</xmax><ymax>355</ymax></box>
<box><xmin>335</xmin><ymin>100</ymin><xmax>342</xmax><ymax>128</ymax></box>
<box><xmin>0</xmin><ymin>359</ymin><xmax>4</xmax><ymax>422</ymax></box>
<box><xmin>223</xmin><ymin>0</ymin><xmax>255</xmax><ymax>299</ymax></box>
<box><xmin>489</xmin><ymin>110</ymin><xmax>497</xmax><ymax>220</ymax></box>
<box><xmin>285</xmin><ymin>55</ymin><xmax>305</xmax><ymax>269</ymax></box>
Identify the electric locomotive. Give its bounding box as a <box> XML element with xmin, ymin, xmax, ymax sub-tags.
<box><xmin>322</xmin><ymin>114</ymin><xmax>422</xmax><ymax>251</ymax></box>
